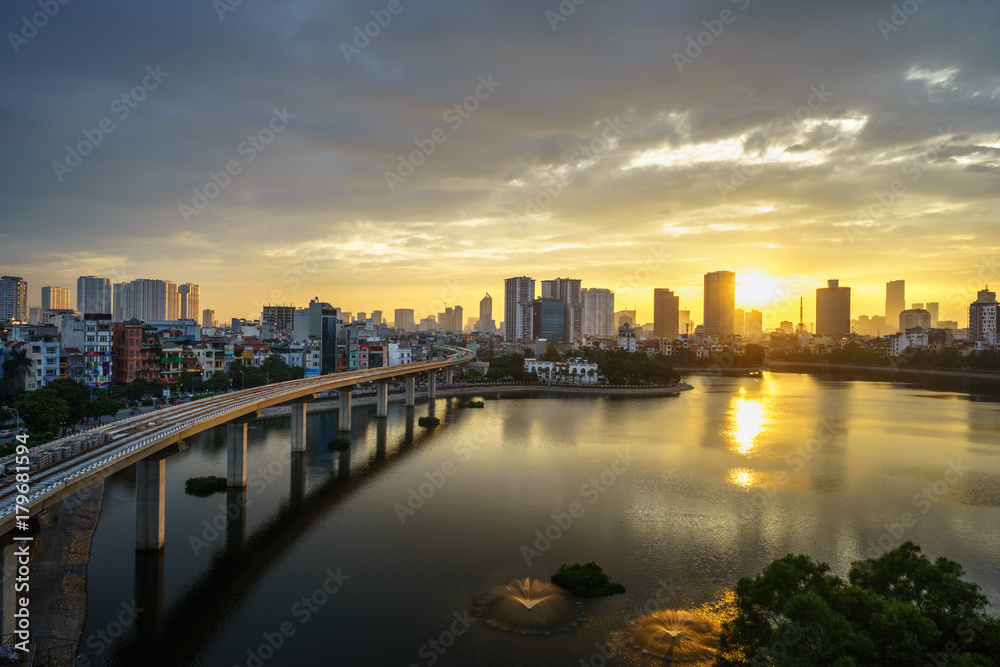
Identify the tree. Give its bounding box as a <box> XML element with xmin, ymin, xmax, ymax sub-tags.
<box><xmin>206</xmin><ymin>372</ymin><xmax>232</xmax><ymax>392</ymax></box>
<box><xmin>717</xmin><ymin>542</ymin><xmax>1000</xmax><ymax>666</ymax></box>
<box><xmin>88</xmin><ymin>395</ymin><xmax>120</xmax><ymax>423</ymax></box>
<box><xmin>2</xmin><ymin>348</ymin><xmax>31</xmax><ymax>393</ymax></box>
<box><xmin>14</xmin><ymin>388</ymin><xmax>70</xmax><ymax>437</ymax></box>
<box><xmin>47</xmin><ymin>378</ymin><xmax>90</xmax><ymax>429</ymax></box>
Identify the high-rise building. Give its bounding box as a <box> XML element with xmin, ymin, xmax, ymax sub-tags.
<box><xmin>679</xmin><ymin>310</ymin><xmax>693</xmax><ymax>336</ymax></box>
<box><xmin>178</xmin><ymin>283</ymin><xmax>200</xmax><ymax>321</ymax></box>
<box><xmin>479</xmin><ymin>293</ymin><xmax>496</xmax><ymax>333</ymax></box>
<box><xmin>504</xmin><ymin>276</ymin><xmax>535</xmax><ymax>342</ymax></box>
<box><xmin>203</xmin><ymin>308</ymin><xmax>216</xmax><ymax>328</ymax></box>
<box><xmin>899</xmin><ymin>308</ymin><xmax>932</xmax><ymax>332</ymax></box>
<box><xmin>77</xmin><ymin>276</ymin><xmax>112</xmax><ymax>317</ymax></box>
<box><xmin>454</xmin><ymin>305</ymin><xmax>463</xmax><ymax>333</ymax></box>
<box><xmin>113</xmin><ymin>279</ymin><xmax>169</xmax><ymax>321</ymax></box>
<box><xmin>582</xmin><ymin>288</ymin><xmax>614</xmax><ymax>338</ymax></box>
<box><xmin>372</xmin><ymin>310</ymin><xmax>383</xmax><ymax>327</ymax></box>
<box><xmin>733</xmin><ymin>308</ymin><xmax>746</xmax><ymax>337</ymax></box>
<box><xmin>262</xmin><ymin>305</ymin><xmax>295</xmax><ymax>332</ymax></box>
<box><xmin>653</xmin><ymin>288</ymin><xmax>680</xmax><ymax>339</ymax></box>
<box><xmin>532</xmin><ymin>298</ymin><xmax>569</xmax><ymax>343</ymax></box>
<box><xmin>615</xmin><ymin>309</ymin><xmax>637</xmax><ymax>327</ymax></box>
<box><xmin>745</xmin><ymin>310</ymin><xmax>763</xmax><ymax>339</ymax></box>
<box><xmin>165</xmin><ymin>281</ymin><xmax>180</xmax><ymax>320</ymax></box>
<box><xmin>540</xmin><ymin>278</ymin><xmax>582</xmax><ymax>341</ymax></box>
<box><xmin>394</xmin><ymin>308</ymin><xmax>415</xmax><ymax>331</ymax></box>
<box><xmin>816</xmin><ymin>279</ymin><xmax>851</xmax><ymax>338</ymax></box>
<box><xmin>0</xmin><ymin>276</ymin><xmax>29</xmax><ymax>322</ymax></box>
<box><xmin>968</xmin><ymin>288</ymin><xmax>998</xmax><ymax>343</ymax></box>
<box><xmin>703</xmin><ymin>271</ymin><xmax>736</xmax><ymax>340</ymax></box>
<box><xmin>926</xmin><ymin>302</ymin><xmax>939</xmax><ymax>328</ymax></box>
<box><xmin>885</xmin><ymin>280</ymin><xmax>905</xmax><ymax>333</ymax></box>
<box><xmin>41</xmin><ymin>286</ymin><xmax>71</xmax><ymax>311</ymax></box>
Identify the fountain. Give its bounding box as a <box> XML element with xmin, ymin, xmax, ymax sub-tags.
<box><xmin>478</xmin><ymin>578</ymin><xmax>584</xmax><ymax>635</ymax></box>
<box><xmin>611</xmin><ymin>591</ymin><xmax>735</xmax><ymax>664</ymax></box>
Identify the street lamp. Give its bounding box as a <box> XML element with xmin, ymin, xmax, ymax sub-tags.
<box><xmin>237</xmin><ymin>370</ymin><xmax>245</xmax><ymax>390</ymax></box>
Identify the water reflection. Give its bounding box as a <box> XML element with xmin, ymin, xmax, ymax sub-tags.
<box><xmin>728</xmin><ymin>467</ymin><xmax>760</xmax><ymax>490</ymax></box>
<box><xmin>728</xmin><ymin>389</ymin><xmax>767</xmax><ymax>455</ymax></box>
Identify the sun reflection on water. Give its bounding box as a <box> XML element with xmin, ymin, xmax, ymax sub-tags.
<box><xmin>729</xmin><ymin>396</ymin><xmax>766</xmax><ymax>455</ymax></box>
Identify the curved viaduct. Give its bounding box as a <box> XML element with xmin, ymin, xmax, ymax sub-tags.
<box><xmin>0</xmin><ymin>347</ymin><xmax>474</xmax><ymax>545</ymax></box>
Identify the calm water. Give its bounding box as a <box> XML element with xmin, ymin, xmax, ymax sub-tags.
<box><xmin>77</xmin><ymin>372</ymin><xmax>1000</xmax><ymax>666</ymax></box>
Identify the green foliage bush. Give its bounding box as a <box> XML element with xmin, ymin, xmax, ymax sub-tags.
<box><xmin>550</xmin><ymin>562</ymin><xmax>626</xmax><ymax>597</ymax></box>
<box><xmin>184</xmin><ymin>476</ymin><xmax>227</xmax><ymax>496</ymax></box>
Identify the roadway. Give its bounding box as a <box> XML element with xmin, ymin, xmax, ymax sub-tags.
<box><xmin>0</xmin><ymin>348</ymin><xmax>473</xmax><ymax>537</ymax></box>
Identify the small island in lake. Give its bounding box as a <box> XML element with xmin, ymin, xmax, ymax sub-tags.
<box><xmin>185</xmin><ymin>476</ymin><xmax>227</xmax><ymax>496</ymax></box>
<box><xmin>551</xmin><ymin>562</ymin><xmax>626</xmax><ymax>597</ymax></box>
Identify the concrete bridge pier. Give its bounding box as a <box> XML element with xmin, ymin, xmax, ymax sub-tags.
<box><xmin>134</xmin><ymin>548</ymin><xmax>165</xmax><ymax>641</ymax></box>
<box><xmin>405</xmin><ymin>376</ymin><xmax>415</xmax><ymax>407</ymax></box>
<box><xmin>445</xmin><ymin>367</ymin><xmax>454</xmax><ymax>385</ymax></box>
<box><xmin>289</xmin><ymin>395</ymin><xmax>317</xmax><ymax>453</ymax></box>
<box><xmin>135</xmin><ymin>458</ymin><xmax>166</xmax><ymax>551</ymax></box>
<box><xmin>338</xmin><ymin>386</ymin><xmax>356</xmax><ymax>432</ymax></box>
<box><xmin>427</xmin><ymin>371</ymin><xmax>437</xmax><ymax>400</ymax></box>
<box><xmin>375</xmin><ymin>380</ymin><xmax>389</xmax><ymax>417</ymax></box>
<box><xmin>227</xmin><ymin>411</ymin><xmax>261</xmax><ymax>488</ymax></box>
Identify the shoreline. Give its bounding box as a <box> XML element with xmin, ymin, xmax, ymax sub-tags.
<box><xmin>259</xmin><ymin>382</ymin><xmax>694</xmax><ymax>417</ymax></box>
<box><xmin>766</xmin><ymin>361</ymin><xmax>1000</xmax><ymax>381</ymax></box>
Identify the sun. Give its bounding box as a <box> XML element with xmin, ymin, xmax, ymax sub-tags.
<box><xmin>735</xmin><ymin>273</ymin><xmax>783</xmax><ymax>307</ymax></box>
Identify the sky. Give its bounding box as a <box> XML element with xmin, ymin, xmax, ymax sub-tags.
<box><xmin>1</xmin><ymin>0</ymin><xmax>998</xmax><ymax>328</ymax></box>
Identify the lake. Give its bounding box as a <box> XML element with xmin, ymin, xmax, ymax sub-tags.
<box><xmin>78</xmin><ymin>371</ymin><xmax>1000</xmax><ymax>665</ymax></box>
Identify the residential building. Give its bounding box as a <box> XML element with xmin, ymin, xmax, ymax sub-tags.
<box><xmin>541</xmin><ymin>278</ymin><xmax>582</xmax><ymax>341</ymax></box>
<box><xmin>618</xmin><ymin>322</ymin><xmax>637</xmax><ymax>352</ymax></box>
<box><xmin>745</xmin><ymin>310</ymin><xmax>763</xmax><ymax>339</ymax></box>
<box><xmin>899</xmin><ymin>308</ymin><xmax>932</xmax><ymax>332</ymax></box>
<box><xmin>615</xmin><ymin>309</ymin><xmax>637</xmax><ymax>327</ymax></box>
<box><xmin>504</xmin><ymin>276</ymin><xmax>535</xmax><ymax>342</ymax></box>
<box><xmin>114</xmin><ymin>279</ymin><xmax>169</xmax><ymax>322</ymax></box>
<box><xmin>968</xmin><ymin>288</ymin><xmax>998</xmax><ymax>344</ymax></box>
<box><xmin>372</xmin><ymin>310</ymin><xmax>383</xmax><ymax>327</ymax></box>
<box><xmin>0</xmin><ymin>276</ymin><xmax>28</xmax><ymax>322</ymax></box>
<box><xmin>77</xmin><ymin>276</ymin><xmax>112</xmax><ymax>317</ymax></box>
<box><xmin>892</xmin><ymin>331</ymin><xmax>929</xmax><ymax>356</ymax></box>
<box><xmin>886</xmin><ymin>280</ymin><xmax>905</xmax><ymax>333</ymax></box>
<box><xmin>262</xmin><ymin>305</ymin><xmax>295</xmax><ymax>333</ymax></box>
<box><xmin>582</xmin><ymin>288</ymin><xmax>614</xmax><ymax>338</ymax></box>
<box><xmin>112</xmin><ymin>319</ymin><xmax>161</xmax><ymax>383</ymax></box>
<box><xmin>394</xmin><ymin>308</ymin><xmax>415</xmax><ymax>332</ymax></box>
<box><xmin>733</xmin><ymin>308</ymin><xmax>745</xmax><ymax>337</ymax></box>
<box><xmin>926</xmin><ymin>302</ymin><xmax>939</xmax><ymax>328</ymax></box>
<box><xmin>653</xmin><ymin>288</ymin><xmax>680</xmax><ymax>339</ymax></box>
<box><xmin>41</xmin><ymin>286</ymin><xmax>71</xmax><ymax>311</ymax></box>
<box><xmin>703</xmin><ymin>271</ymin><xmax>736</xmax><ymax>339</ymax></box>
<box><xmin>178</xmin><ymin>283</ymin><xmax>200</xmax><ymax>321</ymax></box>
<box><xmin>62</xmin><ymin>317</ymin><xmax>114</xmax><ymax>387</ymax></box>
<box><xmin>203</xmin><ymin>308</ymin><xmax>216</xmax><ymax>328</ymax></box>
<box><xmin>816</xmin><ymin>279</ymin><xmax>851</xmax><ymax>339</ymax></box>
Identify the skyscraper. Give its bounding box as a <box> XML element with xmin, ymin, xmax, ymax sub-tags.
<box><xmin>372</xmin><ymin>310</ymin><xmax>383</xmax><ymax>327</ymax></box>
<box><xmin>816</xmin><ymin>279</ymin><xmax>851</xmax><ymax>338</ymax></box>
<box><xmin>0</xmin><ymin>276</ymin><xmax>28</xmax><ymax>322</ymax></box>
<box><xmin>504</xmin><ymin>276</ymin><xmax>535</xmax><ymax>342</ymax></box>
<box><xmin>745</xmin><ymin>310</ymin><xmax>763</xmax><ymax>339</ymax></box>
<box><xmin>166</xmin><ymin>281</ymin><xmax>180</xmax><ymax>320</ymax></box>
<box><xmin>703</xmin><ymin>271</ymin><xmax>736</xmax><ymax>340</ymax></box>
<box><xmin>203</xmin><ymin>308</ymin><xmax>216</xmax><ymax>328</ymax></box>
<box><xmin>77</xmin><ymin>275</ymin><xmax>112</xmax><ymax>317</ymax></box>
<box><xmin>394</xmin><ymin>308</ymin><xmax>415</xmax><ymax>331</ymax></box>
<box><xmin>733</xmin><ymin>308</ymin><xmax>746</xmax><ymax>337</ymax></box>
<box><xmin>582</xmin><ymin>288</ymin><xmax>614</xmax><ymax>337</ymax></box>
<box><xmin>479</xmin><ymin>293</ymin><xmax>495</xmax><ymax>333</ymax></box>
<box><xmin>178</xmin><ymin>283</ymin><xmax>200</xmax><ymax>321</ymax></box>
<box><xmin>653</xmin><ymin>288</ymin><xmax>680</xmax><ymax>339</ymax></box>
<box><xmin>113</xmin><ymin>279</ymin><xmax>169</xmax><ymax>321</ymax></box>
<box><xmin>885</xmin><ymin>280</ymin><xmax>905</xmax><ymax>333</ymax></box>
<box><xmin>41</xmin><ymin>286</ymin><xmax>71</xmax><ymax>311</ymax></box>
<box><xmin>262</xmin><ymin>305</ymin><xmax>295</xmax><ymax>332</ymax></box>
<box><xmin>540</xmin><ymin>278</ymin><xmax>582</xmax><ymax>341</ymax></box>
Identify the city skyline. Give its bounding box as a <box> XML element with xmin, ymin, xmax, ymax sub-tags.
<box><xmin>1</xmin><ymin>2</ymin><xmax>997</xmax><ymax>328</ymax></box>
